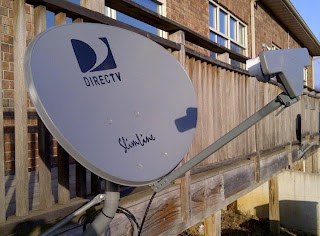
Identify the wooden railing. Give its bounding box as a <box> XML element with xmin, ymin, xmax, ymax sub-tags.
<box><xmin>0</xmin><ymin>0</ymin><xmax>319</xmax><ymax>235</ymax></box>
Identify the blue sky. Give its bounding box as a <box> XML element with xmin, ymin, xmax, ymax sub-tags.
<box><xmin>291</xmin><ymin>0</ymin><xmax>320</xmax><ymax>87</ymax></box>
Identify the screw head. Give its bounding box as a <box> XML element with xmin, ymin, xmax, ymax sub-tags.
<box><xmin>107</xmin><ymin>118</ymin><xmax>112</xmax><ymax>124</ymax></box>
<box><xmin>134</xmin><ymin>110</ymin><xmax>141</xmax><ymax>117</ymax></box>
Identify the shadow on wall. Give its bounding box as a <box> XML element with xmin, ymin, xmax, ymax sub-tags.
<box><xmin>255</xmin><ymin>200</ymin><xmax>318</xmax><ymax>234</ymax></box>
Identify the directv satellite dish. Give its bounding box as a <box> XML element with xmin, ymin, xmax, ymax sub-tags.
<box><xmin>24</xmin><ymin>23</ymin><xmax>197</xmax><ymax>186</ymax></box>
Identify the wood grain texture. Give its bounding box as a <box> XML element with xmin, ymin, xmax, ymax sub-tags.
<box><xmin>80</xmin><ymin>0</ymin><xmax>106</xmax><ymax>196</ymax></box>
<box><xmin>269</xmin><ymin>176</ymin><xmax>280</xmax><ymax>235</ymax></box>
<box><xmin>169</xmin><ymin>30</ymin><xmax>191</xmax><ymax>223</ymax></box>
<box><xmin>0</xmin><ymin>21</ymin><xmax>4</xmax><ymax>223</ymax></box>
<box><xmin>72</xmin><ymin>16</ymin><xmax>87</xmax><ymax>199</ymax></box>
<box><xmin>13</xmin><ymin>0</ymin><xmax>29</xmax><ymax>217</ymax></box>
<box><xmin>204</xmin><ymin>211</ymin><xmax>221</xmax><ymax>236</ymax></box>
<box><xmin>55</xmin><ymin>12</ymin><xmax>70</xmax><ymax>204</ymax></box>
<box><xmin>34</xmin><ymin>5</ymin><xmax>54</xmax><ymax>210</ymax></box>
<box><xmin>81</xmin><ymin>0</ymin><xmax>104</xmax><ymax>14</ymax></box>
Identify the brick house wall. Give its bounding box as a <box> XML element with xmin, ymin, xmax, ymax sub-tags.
<box><xmin>1</xmin><ymin>0</ymin><xmax>316</xmax><ymax>174</ymax></box>
<box><xmin>165</xmin><ymin>0</ymin><xmax>314</xmax><ymax>86</ymax></box>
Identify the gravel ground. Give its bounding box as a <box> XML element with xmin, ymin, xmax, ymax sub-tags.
<box><xmin>178</xmin><ymin>210</ymin><xmax>316</xmax><ymax>236</ymax></box>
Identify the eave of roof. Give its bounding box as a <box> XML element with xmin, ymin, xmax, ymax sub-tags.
<box><xmin>260</xmin><ymin>0</ymin><xmax>320</xmax><ymax>56</ymax></box>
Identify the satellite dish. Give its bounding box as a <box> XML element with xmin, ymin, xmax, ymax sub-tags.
<box><xmin>24</xmin><ymin>23</ymin><xmax>197</xmax><ymax>186</ymax></box>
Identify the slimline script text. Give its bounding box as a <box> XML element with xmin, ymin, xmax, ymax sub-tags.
<box><xmin>118</xmin><ymin>134</ymin><xmax>156</xmax><ymax>153</ymax></box>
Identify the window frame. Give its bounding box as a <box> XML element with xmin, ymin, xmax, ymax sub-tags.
<box><xmin>209</xmin><ymin>0</ymin><xmax>248</xmax><ymax>58</ymax></box>
<box><xmin>105</xmin><ymin>0</ymin><xmax>167</xmax><ymax>38</ymax></box>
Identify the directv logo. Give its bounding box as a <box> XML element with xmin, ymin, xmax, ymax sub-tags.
<box><xmin>71</xmin><ymin>37</ymin><xmax>122</xmax><ymax>87</ymax></box>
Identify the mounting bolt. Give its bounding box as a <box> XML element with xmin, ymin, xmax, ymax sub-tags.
<box><xmin>107</xmin><ymin>118</ymin><xmax>112</xmax><ymax>124</ymax></box>
<box><xmin>134</xmin><ymin>110</ymin><xmax>141</xmax><ymax>117</ymax></box>
<box><xmin>137</xmin><ymin>163</ymin><xmax>143</xmax><ymax>170</ymax></box>
<box><xmin>163</xmin><ymin>152</ymin><xmax>168</xmax><ymax>158</ymax></box>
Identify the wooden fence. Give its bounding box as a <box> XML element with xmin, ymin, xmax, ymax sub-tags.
<box><xmin>0</xmin><ymin>0</ymin><xmax>319</xmax><ymax>235</ymax></box>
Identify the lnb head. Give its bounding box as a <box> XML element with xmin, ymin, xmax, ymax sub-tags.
<box><xmin>246</xmin><ymin>48</ymin><xmax>310</xmax><ymax>98</ymax></box>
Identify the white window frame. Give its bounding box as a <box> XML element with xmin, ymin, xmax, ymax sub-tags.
<box><xmin>105</xmin><ymin>0</ymin><xmax>167</xmax><ymax>38</ymax></box>
<box><xmin>304</xmin><ymin>67</ymin><xmax>308</xmax><ymax>85</ymax></box>
<box><xmin>209</xmin><ymin>0</ymin><xmax>248</xmax><ymax>58</ymax></box>
<box><xmin>271</xmin><ymin>43</ymin><xmax>280</xmax><ymax>50</ymax></box>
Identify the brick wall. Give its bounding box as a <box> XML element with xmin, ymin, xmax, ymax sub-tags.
<box><xmin>165</xmin><ymin>0</ymin><xmax>314</xmax><ymax>87</ymax></box>
<box><xmin>166</xmin><ymin>0</ymin><xmax>210</xmax><ymax>54</ymax></box>
<box><xmin>1</xmin><ymin>0</ymin><xmax>41</xmax><ymax>175</ymax></box>
<box><xmin>254</xmin><ymin>2</ymin><xmax>314</xmax><ymax>86</ymax></box>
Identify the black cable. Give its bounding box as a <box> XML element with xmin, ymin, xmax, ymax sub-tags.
<box><xmin>118</xmin><ymin>206</ymin><xmax>140</xmax><ymax>229</ymax></box>
<box><xmin>119</xmin><ymin>210</ymin><xmax>137</xmax><ymax>236</ymax></box>
<box><xmin>138</xmin><ymin>192</ymin><xmax>157</xmax><ymax>236</ymax></box>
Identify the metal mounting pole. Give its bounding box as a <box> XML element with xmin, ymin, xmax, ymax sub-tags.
<box><xmin>152</xmin><ymin>93</ymin><xmax>299</xmax><ymax>192</ymax></box>
<box><xmin>82</xmin><ymin>181</ymin><xmax>120</xmax><ymax>236</ymax></box>
<box><xmin>40</xmin><ymin>194</ymin><xmax>106</xmax><ymax>236</ymax></box>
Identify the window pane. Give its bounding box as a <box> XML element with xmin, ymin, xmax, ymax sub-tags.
<box><xmin>132</xmin><ymin>0</ymin><xmax>158</xmax><ymax>12</ymax></box>
<box><xmin>115</xmin><ymin>0</ymin><xmax>159</xmax><ymax>35</ymax></box>
<box><xmin>219</xmin><ymin>10</ymin><xmax>227</xmax><ymax>34</ymax></box>
<box><xmin>217</xmin><ymin>35</ymin><xmax>226</xmax><ymax>47</ymax></box>
<box><xmin>231</xmin><ymin>42</ymin><xmax>240</xmax><ymax>53</ymax></box>
<box><xmin>210</xmin><ymin>32</ymin><xmax>217</xmax><ymax>42</ymax></box>
<box><xmin>239</xmin><ymin>24</ymin><xmax>245</xmax><ymax>45</ymax></box>
<box><xmin>67</xmin><ymin>0</ymin><xmax>80</xmax><ymax>4</ymax></box>
<box><xmin>209</xmin><ymin>4</ymin><xmax>216</xmax><ymax>28</ymax></box>
<box><xmin>116</xmin><ymin>12</ymin><xmax>158</xmax><ymax>35</ymax></box>
<box><xmin>230</xmin><ymin>17</ymin><xmax>236</xmax><ymax>40</ymax></box>
<box><xmin>210</xmin><ymin>32</ymin><xmax>217</xmax><ymax>58</ymax></box>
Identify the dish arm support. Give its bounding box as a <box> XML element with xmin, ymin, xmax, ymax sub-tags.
<box><xmin>152</xmin><ymin>93</ymin><xmax>298</xmax><ymax>193</ymax></box>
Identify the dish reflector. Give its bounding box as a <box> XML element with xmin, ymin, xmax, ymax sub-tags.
<box><xmin>24</xmin><ymin>23</ymin><xmax>197</xmax><ymax>186</ymax></box>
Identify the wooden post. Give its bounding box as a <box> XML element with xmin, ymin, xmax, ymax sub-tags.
<box><xmin>54</xmin><ymin>13</ymin><xmax>70</xmax><ymax>204</ymax></box>
<box><xmin>204</xmin><ymin>210</ymin><xmax>221</xmax><ymax>236</ymax></box>
<box><xmin>269</xmin><ymin>176</ymin><xmax>280</xmax><ymax>235</ymax></box>
<box><xmin>81</xmin><ymin>0</ymin><xmax>104</xmax><ymax>196</ymax></box>
<box><xmin>81</xmin><ymin>0</ymin><xmax>105</xmax><ymax>14</ymax></box>
<box><xmin>217</xmin><ymin>52</ymin><xmax>229</xmax><ymax>64</ymax></box>
<box><xmin>76</xmin><ymin>163</ymin><xmax>87</xmax><ymax>198</ymax></box>
<box><xmin>58</xmin><ymin>144</ymin><xmax>70</xmax><ymax>204</ymax></box>
<box><xmin>34</xmin><ymin>5</ymin><xmax>55</xmax><ymax>209</ymax></box>
<box><xmin>0</xmin><ymin>22</ymin><xmax>5</xmax><ymax>222</ymax></box>
<box><xmin>13</xmin><ymin>0</ymin><xmax>29</xmax><ymax>217</ymax></box>
<box><xmin>72</xmin><ymin>17</ymin><xmax>88</xmax><ymax>198</ymax></box>
<box><xmin>169</xmin><ymin>30</ymin><xmax>191</xmax><ymax>222</ymax></box>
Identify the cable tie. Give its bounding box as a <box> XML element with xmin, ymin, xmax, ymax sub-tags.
<box><xmin>101</xmin><ymin>210</ymin><xmax>115</xmax><ymax>219</ymax></box>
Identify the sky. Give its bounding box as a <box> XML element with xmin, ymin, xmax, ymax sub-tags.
<box><xmin>290</xmin><ymin>0</ymin><xmax>320</xmax><ymax>88</ymax></box>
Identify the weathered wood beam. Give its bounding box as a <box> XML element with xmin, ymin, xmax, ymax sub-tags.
<box><xmin>34</xmin><ymin>5</ymin><xmax>55</xmax><ymax>210</ymax></box>
<box><xmin>204</xmin><ymin>211</ymin><xmax>221</xmax><ymax>236</ymax></box>
<box><xmin>70</xmin><ymin>17</ymin><xmax>88</xmax><ymax>198</ymax></box>
<box><xmin>25</xmin><ymin>0</ymin><xmax>180</xmax><ymax>51</ymax></box>
<box><xmin>169</xmin><ymin>30</ymin><xmax>191</xmax><ymax>223</ymax></box>
<box><xmin>105</xmin><ymin>0</ymin><xmax>249</xmax><ymax>63</ymax></box>
<box><xmin>55</xmin><ymin>12</ymin><xmax>70</xmax><ymax>205</ymax></box>
<box><xmin>81</xmin><ymin>0</ymin><xmax>104</xmax><ymax>196</ymax></box>
<box><xmin>0</xmin><ymin>21</ymin><xmax>5</xmax><ymax>223</ymax></box>
<box><xmin>269</xmin><ymin>176</ymin><xmax>280</xmax><ymax>235</ymax></box>
<box><xmin>13</xmin><ymin>0</ymin><xmax>29</xmax><ymax>217</ymax></box>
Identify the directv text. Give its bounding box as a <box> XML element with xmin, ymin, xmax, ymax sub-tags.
<box><xmin>83</xmin><ymin>72</ymin><xmax>121</xmax><ymax>87</ymax></box>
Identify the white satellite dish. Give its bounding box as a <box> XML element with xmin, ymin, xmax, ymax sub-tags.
<box><xmin>24</xmin><ymin>23</ymin><xmax>197</xmax><ymax>186</ymax></box>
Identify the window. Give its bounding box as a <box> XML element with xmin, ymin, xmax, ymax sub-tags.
<box><xmin>208</xmin><ymin>1</ymin><xmax>247</xmax><ymax>67</ymax></box>
<box><xmin>271</xmin><ymin>43</ymin><xmax>280</xmax><ymax>50</ymax></box>
<box><xmin>304</xmin><ymin>67</ymin><xmax>308</xmax><ymax>85</ymax></box>
<box><xmin>105</xmin><ymin>0</ymin><xmax>166</xmax><ymax>37</ymax></box>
